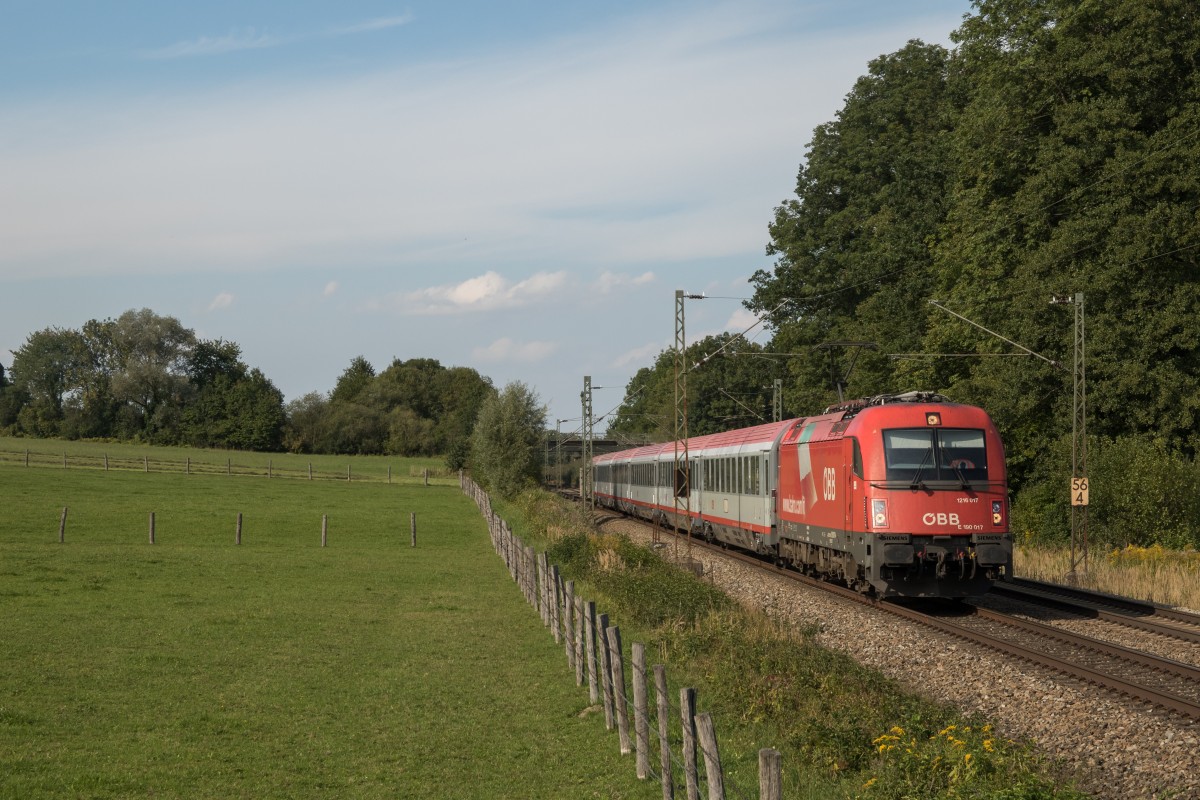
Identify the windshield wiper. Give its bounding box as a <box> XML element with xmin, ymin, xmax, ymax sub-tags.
<box><xmin>952</xmin><ymin>464</ymin><xmax>970</xmax><ymax>490</ymax></box>
<box><xmin>910</xmin><ymin>446</ymin><xmax>933</xmax><ymax>490</ymax></box>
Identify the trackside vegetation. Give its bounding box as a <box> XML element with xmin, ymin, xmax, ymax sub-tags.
<box><xmin>497</xmin><ymin>488</ymin><xmax>1089</xmax><ymax>800</ymax></box>
<box><xmin>0</xmin><ymin>462</ymin><xmax>659</xmax><ymax>799</ymax></box>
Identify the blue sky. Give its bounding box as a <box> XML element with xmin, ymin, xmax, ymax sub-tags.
<box><xmin>0</xmin><ymin>0</ymin><xmax>973</xmax><ymax>432</ymax></box>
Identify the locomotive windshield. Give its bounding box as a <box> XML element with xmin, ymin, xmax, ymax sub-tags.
<box><xmin>882</xmin><ymin>428</ymin><xmax>988</xmax><ymax>486</ymax></box>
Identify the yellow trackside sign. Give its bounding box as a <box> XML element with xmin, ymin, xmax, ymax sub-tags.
<box><xmin>1070</xmin><ymin>477</ymin><xmax>1089</xmax><ymax>507</ymax></box>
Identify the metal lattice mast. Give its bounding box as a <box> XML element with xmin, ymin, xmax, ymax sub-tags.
<box><xmin>581</xmin><ymin>376</ymin><xmax>594</xmax><ymax>507</ymax></box>
<box><xmin>1070</xmin><ymin>293</ymin><xmax>1088</xmax><ymax>577</ymax></box>
<box><xmin>555</xmin><ymin>419</ymin><xmax>563</xmax><ymax>489</ymax></box>
<box><xmin>772</xmin><ymin>378</ymin><xmax>783</xmax><ymax>422</ymax></box>
<box><xmin>673</xmin><ymin>291</ymin><xmax>690</xmax><ymax>557</ymax></box>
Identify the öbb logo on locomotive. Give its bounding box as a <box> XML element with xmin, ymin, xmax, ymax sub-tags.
<box><xmin>591</xmin><ymin>392</ymin><xmax>1012</xmax><ymax>599</ymax></box>
<box><xmin>821</xmin><ymin>466</ymin><xmax>837</xmax><ymax>502</ymax></box>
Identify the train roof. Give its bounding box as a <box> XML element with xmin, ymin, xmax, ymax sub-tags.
<box><xmin>594</xmin><ymin>418</ymin><xmax>797</xmax><ymax>464</ymax></box>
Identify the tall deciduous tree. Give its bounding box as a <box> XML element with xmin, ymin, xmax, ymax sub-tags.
<box><xmin>330</xmin><ymin>356</ymin><xmax>376</xmax><ymax>405</ymax></box>
<box><xmin>750</xmin><ymin>40</ymin><xmax>955</xmax><ymax>413</ymax></box>
<box><xmin>108</xmin><ymin>308</ymin><xmax>196</xmax><ymax>441</ymax></box>
<box><xmin>469</xmin><ymin>381</ymin><xmax>545</xmax><ymax>498</ymax></box>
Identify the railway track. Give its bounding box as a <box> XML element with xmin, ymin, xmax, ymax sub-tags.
<box><xmin>599</xmin><ymin>510</ymin><xmax>1200</xmax><ymax>720</ymax></box>
<box><xmin>989</xmin><ymin>577</ymin><xmax>1200</xmax><ymax>645</ymax></box>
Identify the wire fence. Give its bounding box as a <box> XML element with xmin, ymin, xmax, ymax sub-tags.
<box><xmin>462</xmin><ymin>474</ymin><xmax>785</xmax><ymax>800</ymax></box>
<box><xmin>0</xmin><ymin>446</ymin><xmax>443</xmax><ymax>485</ymax></box>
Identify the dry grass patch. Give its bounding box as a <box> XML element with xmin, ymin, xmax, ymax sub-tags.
<box><xmin>1015</xmin><ymin>544</ymin><xmax>1200</xmax><ymax>609</ymax></box>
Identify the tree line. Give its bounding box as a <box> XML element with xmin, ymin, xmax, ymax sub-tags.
<box><xmin>610</xmin><ymin>0</ymin><xmax>1200</xmax><ymax>549</ymax></box>
<box><xmin>0</xmin><ymin>308</ymin><xmax>498</xmax><ymax>461</ymax></box>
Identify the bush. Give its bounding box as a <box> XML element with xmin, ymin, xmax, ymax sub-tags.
<box><xmin>1011</xmin><ymin>434</ymin><xmax>1200</xmax><ymax>550</ymax></box>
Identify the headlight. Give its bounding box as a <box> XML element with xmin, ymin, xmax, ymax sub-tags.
<box><xmin>872</xmin><ymin>498</ymin><xmax>888</xmax><ymax>528</ymax></box>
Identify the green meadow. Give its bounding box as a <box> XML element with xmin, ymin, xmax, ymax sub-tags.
<box><xmin>0</xmin><ymin>453</ymin><xmax>657</xmax><ymax>799</ymax></box>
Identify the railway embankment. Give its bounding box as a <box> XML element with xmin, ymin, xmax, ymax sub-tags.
<box><xmin>607</xmin><ymin>516</ymin><xmax>1200</xmax><ymax>800</ymax></box>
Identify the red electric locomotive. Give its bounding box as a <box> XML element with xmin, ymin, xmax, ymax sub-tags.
<box><xmin>593</xmin><ymin>392</ymin><xmax>1012</xmax><ymax>598</ymax></box>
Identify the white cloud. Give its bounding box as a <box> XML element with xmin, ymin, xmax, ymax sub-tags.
<box><xmin>208</xmin><ymin>291</ymin><xmax>234</xmax><ymax>311</ymax></box>
<box><xmin>142</xmin><ymin>14</ymin><xmax>413</xmax><ymax>60</ymax></box>
<box><xmin>612</xmin><ymin>340</ymin><xmax>667</xmax><ymax>368</ymax></box>
<box><xmin>472</xmin><ymin>337</ymin><xmax>557</xmax><ymax>362</ymax></box>
<box><xmin>723</xmin><ymin>307</ymin><xmax>761</xmax><ymax>333</ymax></box>
<box><xmin>378</xmin><ymin>270</ymin><xmax>568</xmax><ymax>314</ymax></box>
<box><xmin>0</xmin><ymin>3</ymin><xmax>963</xmax><ymax>281</ymax></box>
<box><xmin>323</xmin><ymin>281</ymin><xmax>339</xmax><ymax>297</ymax></box>
<box><xmin>593</xmin><ymin>271</ymin><xmax>656</xmax><ymax>294</ymax></box>
<box><xmin>333</xmin><ymin>15</ymin><xmax>414</xmax><ymax>35</ymax></box>
<box><xmin>143</xmin><ymin>29</ymin><xmax>280</xmax><ymax>59</ymax></box>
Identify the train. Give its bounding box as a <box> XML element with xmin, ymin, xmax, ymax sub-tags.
<box><xmin>592</xmin><ymin>392</ymin><xmax>1012</xmax><ymax>598</ymax></box>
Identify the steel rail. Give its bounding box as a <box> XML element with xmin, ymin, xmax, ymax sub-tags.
<box><xmin>990</xmin><ymin>582</ymin><xmax>1200</xmax><ymax>645</ymax></box>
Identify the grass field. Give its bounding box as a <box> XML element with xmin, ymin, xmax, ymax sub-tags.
<box><xmin>0</xmin><ymin>435</ymin><xmax>450</xmax><ymax>484</ymax></box>
<box><xmin>1</xmin><ymin>460</ymin><xmax>658</xmax><ymax>798</ymax></box>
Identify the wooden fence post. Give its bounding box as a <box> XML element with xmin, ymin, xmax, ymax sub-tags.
<box><xmin>144</xmin><ymin>456</ymin><xmax>148</xmax><ymax>473</ymax></box>
<box><xmin>347</xmin><ymin>464</ymin><xmax>351</xmax><ymax>482</ymax></box>
<box><xmin>696</xmin><ymin>713</ymin><xmax>725</xmax><ymax>800</ymax></box>
<box><xmin>59</xmin><ymin>507</ymin><xmax>68</xmax><ymax>544</ymax></box>
<box><xmin>549</xmin><ymin>566</ymin><xmax>561</xmax><ymax>644</ymax></box>
<box><xmin>681</xmin><ymin>688</ymin><xmax>700</xmax><ymax>800</ymax></box>
<box><xmin>607</xmin><ymin>625</ymin><xmax>632</xmax><ymax>755</ymax></box>
<box><xmin>308</xmin><ymin>462</ymin><xmax>312</xmax><ymax>481</ymax></box>
<box><xmin>655</xmin><ymin>665</ymin><xmax>674</xmax><ymax>800</ymax></box>
<box><xmin>269</xmin><ymin>459</ymin><xmax>273</xmax><ymax>479</ymax></box>
<box><xmin>148</xmin><ymin>512</ymin><xmax>156</xmax><ymax>545</ymax></box>
<box><xmin>585</xmin><ymin>601</ymin><xmax>599</xmax><ymax>703</ymax></box>
<box><xmin>227</xmin><ymin>458</ymin><xmax>231</xmax><ymax>475</ymax></box>
<box><xmin>538</xmin><ymin>554</ymin><xmax>550</xmax><ymax>625</ymax></box>
<box><xmin>25</xmin><ymin>449</ymin><xmax>29</xmax><ymax>467</ymax></box>
<box><xmin>758</xmin><ymin>748</ymin><xmax>782</xmax><ymax>800</ymax></box>
<box><xmin>63</xmin><ymin>452</ymin><xmax>66</xmax><ymax>469</ymax></box>
<box><xmin>321</xmin><ymin>515</ymin><xmax>328</xmax><ymax>547</ymax></box>
<box><xmin>424</xmin><ymin>468</ymin><xmax>429</xmax><ymax>486</ymax></box>
<box><xmin>236</xmin><ymin>513</ymin><xmax>243</xmax><ymax>545</ymax></box>
<box><xmin>524</xmin><ymin>546</ymin><xmax>536</xmax><ymax>608</ymax></box>
<box><xmin>104</xmin><ymin>453</ymin><xmax>108</xmax><ymax>471</ymax></box>
<box><xmin>410</xmin><ymin>512</ymin><xmax>416</xmax><ymax>547</ymax></box>
<box><xmin>633</xmin><ymin>642</ymin><xmax>650</xmax><ymax>779</ymax></box>
<box><xmin>574</xmin><ymin>596</ymin><xmax>586</xmax><ymax>687</ymax></box>
<box><xmin>564</xmin><ymin>580</ymin><xmax>576</xmax><ymax>669</ymax></box>
<box><xmin>388</xmin><ymin>465</ymin><xmax>392</xmax><ymax>484</ymax></box>
<box><xmin>186</xmin><ymin>457</ymin><xmax>190</xmax><ymax>475</ymax></box>
<box><xmin>598</xmin><ymin>612</ymin><xmax>614</xmax><ymax>729</ymax></box>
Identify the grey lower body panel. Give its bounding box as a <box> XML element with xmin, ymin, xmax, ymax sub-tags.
<box><xmin>777</xmin><ymin>521</ymin><xmax>1010</xmax><ymax>598</ymax></box>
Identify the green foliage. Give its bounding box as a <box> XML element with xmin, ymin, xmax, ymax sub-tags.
<box><xmin>608</xmin><ymin>333</ymin><xmax>781</xmax><ymax>438</ymax></box>
<box><xmin>329</xmin><ymin>354</ymin><xmax>376</xmax><ymax>404</ymax></box>
<box><xmin>470</xmin><ymin>381</ymin><xmax>545</xmax><ymax>498</ymax></box>
<box><xmin>857</xmin><ymin>722</ymin><xmax>1087</xmax><ymax>800</ymax></box>
<box><xmin>1014</xmin><ymin>434</ymin><xmax>1200</xmax><ymax>550</ymax></box>
<box><xmin>286</xmin><ymin>357</ymin><xmax>493</xmax><ymax>458</ymax></box>
<box><xmin>5</xmin><ymin>310</ymin><xmax>286</xmax><ymax>449</ymax></box>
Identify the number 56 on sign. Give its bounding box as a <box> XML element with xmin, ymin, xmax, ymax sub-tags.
<box><xmin>1070</xmin><ymin>477</ymin><xmax>1089</xmax><ymax>506</ymax></box>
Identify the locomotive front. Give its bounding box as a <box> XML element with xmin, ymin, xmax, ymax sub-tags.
<box><xmin>849</xmin><ymin>399</ymin><xmax>1011</xmax><ymax>597</ymax></box>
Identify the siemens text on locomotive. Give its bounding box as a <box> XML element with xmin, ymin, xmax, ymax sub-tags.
<box><xmin>592</xmin><ymin>392</ymin><xmax>1012</xmax><ymax>598</ymax></box>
